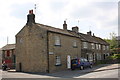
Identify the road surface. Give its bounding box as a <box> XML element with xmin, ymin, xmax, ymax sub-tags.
<box><xmin>1</xmin><ymin>64</ymin><xmax>119</xmax><ymax>79</ymax></box>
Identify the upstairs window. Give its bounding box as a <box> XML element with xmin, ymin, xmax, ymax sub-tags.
<box><xmin>5</xmin><ymin>50</ymin><xmax>11</xmax><ymax>57</ymax></box>
<box><xmin>107</xmin><ymin>46</ymin><xmax>109</xmax><ymax>50</ymax></box>
<box><xmin>54</xmin><ymin>36</ymin><xmax>61</xmax><ymax>46</ymax></box>
<box><xmin>73</xmin><ymin>40</ymin><xmax>77</xmax><ymax>48</ymax></box>
<box><xmin>83</xmin><ymin>42</ymin><xmax>87</xmax><ymax>49</ymax></box>
<box><xmin>91</xmin><ymin>43</ymin><xmax>95</xmax><ymax>49</ymax></box>
<box><xmin>96</xmin><ymin>44</ymin><xmax>99</xmax><ymax>50</ymax></box>
<box><xmin>99</xmin><ymin>44</ymin><xmax>101</xmax><ymax>50</ymax></box>
<box><xmin>103</xmin><ymin>45</ymin><xmax>106</xmax><ymax>50</ymax></box>
<box><xmin>7</xmin><ymin>50</ymin><xmax>10</xmax><ymax>57</ymax></box>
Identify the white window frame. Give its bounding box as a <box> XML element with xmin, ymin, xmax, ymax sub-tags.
<box><xmin>99</xmin><ymin>44</ymin><xmax>101</xmax><ymax>50</ymax></box>
<box><xmin>55</xmin><ymin>56</ymin><xmax>61</xmax><ymax>66</ymax></box>
<box><xmin>54</xmin><ymin>36</ymin><xmax>61</xmax><ymax>46</ymax></box>
<box><xmin>73</xmin><ymin>40</ymin><xmax>77</xmax><ymax>47</ymax></box>
<box><xmin>96</xmin><ymin>44</ymin><xmax>99</xmax><ymax>50</ymax></box>
<box><xmin>97</xmin><ymin>53</ymin><xmax>101</xmax><ymax>60</ymax></box>
<box><xmin>91</xmin><ymin>43</ymin><xmax>95</xmax><ymax>49</ymax></box>
<box><xmin>83</xmin><ymin>42</ymin><xmax>88</xmax><ymax>49</ymax></box>
<box><xmin>107</xmin><ymin>46</ymin><xmax>109</xmax><ymax>50</ymax></box>
<box><xmin>103</xmin><ymin>45</ymin><xmax>106</xmax><ymax>50</ymax></box>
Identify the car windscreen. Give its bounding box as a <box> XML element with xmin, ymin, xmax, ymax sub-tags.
<box><xmin>71</xmin><ymin>59</ymin><xmax>78</xmax><ymax>63</ymax></box>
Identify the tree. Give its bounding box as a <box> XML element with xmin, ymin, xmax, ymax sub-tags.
<box><xmin>104</xmin><ymin>32</ymin><xmax>118</xmax><ymax>49</ymax></box>
<box><xmin>110</xmin><ymin>32</ymin><xmax>118</xmax><ymax>49</ymax></box>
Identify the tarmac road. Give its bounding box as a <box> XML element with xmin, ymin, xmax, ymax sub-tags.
<box><xmin>1</xmin><ymin>64</ymin><xmax>119</xmax><ymax>79</ymax></box>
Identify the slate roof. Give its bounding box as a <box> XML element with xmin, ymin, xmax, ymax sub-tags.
<box><xmin>78</xmin><ymin>33</ymin><xmax>98</xmax><ymax>43</ymax></box>
<box><xmin>36</xmin><ymin>23</ymin><xmax>78</xmax><ymax>37</ymax></box>
<box><xmin>2</xmin><ymin>44</ymin><xmax>15</xmax><ymax>50</ymax></box>
<box><xmin>32</xmin><ymin>23</ymin><xmax>109</xmax><ymax>45</ymax></box>
<box><xmin>93</xmin><ymin>36</ymin><xmax>109</xmax><ymax>45</ymax></box>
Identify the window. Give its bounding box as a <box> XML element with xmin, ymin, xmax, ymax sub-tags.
<box><xmin>96</xmin><ymin>44</ymin><xmax>98</xmax><ymax>50</ymax></box>
<box><xmin>97</xmin><ymin>53</ymin><xmax>101</xmax><ymax>60</ymax></box>
<box><xmin>89</xmin><ymin>54</ymin><xmax>93</xmax><ymax>61</ymax></box>
<box><xmin>107</xmin><ymin>46</ymin><xmax>109</xmax><ymax>50</ymax></box>
<box><xmin>103</xmin><ymin>45</ymin><xmax>106</xmax><ymax>50</ymax></box>
<box><xmin>5</xmin><ymin>50</ymin><xmax>11</xmax><ymax>57</ymax></box>
<box><xmin>83</xmin><ymin>42</ymin><xmax>87</xmax><ymax>48</ymax></box>
<box><xmin>54</xmin><ymin>36</ymin><xmax>61</xmax><ymax>46</ymax></box>
<box><xmin>55</xmin><ymin>56</ymin><xmax>61</xmax><ymax>66</ymax></box>
<box><xmin>91</xmin><ymin>43</ymin><xmax>95</xmax><ymax>49</ymax></box>
<box><xmin>19</xmin><ymin>38</ymin><xmax>23</xmax><ymax>43</ymax></box>
<box><xmin>7</xmin><ymin>50</ymin><xmax>10</xmax><ymax>57</ymax></box>
<box><xmin>73</xmin><ymin>40</ymin><xmax>77</xmax><ymax>48</ymax></box>
<box><xmin>99</xmin><ymin>44</ymin><xmax>101</xmax><ymax>50</ymax></box>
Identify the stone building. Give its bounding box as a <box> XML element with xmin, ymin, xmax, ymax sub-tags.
<box><xmin>1</xmin><ymin>44</ymin><xmax>16</xmax><ymax>69</ymax></box>
<box><xmin>16</xmin><ymin>10</ymin><xmax>81</xmax><ymax>73</ymax></box>
<box><xmin>16</xmin><ymin>10</ymin><xmax>110</xmax><ymax>73</ymax></box>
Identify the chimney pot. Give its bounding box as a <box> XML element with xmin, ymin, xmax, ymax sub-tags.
<box><xmin>29</xmin><ymin>10</ymin><xmax>33</xmax><ymax>14</ymax></box>
<box><xmin>93</xmin><ymin>33</ymin><xmax>95</xmax><ymax>36</ymax></box>
<box><xmin>27</xmin><ymin>10</ymin><xmax>35</xmax><ymax>25</ymax></box>
<box><xmin>87</xmin><ymin>31</ymin><xmax>92</xmax><ymax>36</ymax></box>
<box><xmin>63</xmin><ymin>21</ymin><xmax>67</xmax><ymax>30</ymax></box>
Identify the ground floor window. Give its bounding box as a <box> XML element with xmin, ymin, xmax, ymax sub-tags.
<box><xmin>55</xmin><ymin>56</ymin><xmax>61</xmax><ymax>66</ymax></box>
<box><xmin>88</xmin><ymin>54</ymin><xmax>93</xmax><ymax>61</ymax></box>
<box><xmin>97</xmin><ymin>53</ymin><xmax>102</xmax><ymax>60</ymax></box>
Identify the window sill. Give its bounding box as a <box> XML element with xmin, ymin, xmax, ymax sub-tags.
<box><xmin>73</xmin><ymin>46</ymin><xmax>78</xmax><ymax>48</ymax></box>
<box><xmin>54</xmin><ymin>45</ymin><xmax>61</xmax><ymax>47</ymax></box>
<box><xmin>55</xmin><ymin>64</ymin><xmax>62</xmax><ymax>66</ymax></box>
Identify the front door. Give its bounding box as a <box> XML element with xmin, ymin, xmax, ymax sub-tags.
<box><xmin>67</xmin><ymin>55</ymin><xmax>71</xmax><ymax>69</ymax></box>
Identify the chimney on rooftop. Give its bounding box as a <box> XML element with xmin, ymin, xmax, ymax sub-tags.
<box><xmin>87</xmin><ymin>31</ymin><xmax>92</xmax><ymax>36</ymax></box>
<box><xmin>63</xmin><ymin>21</ymin><xmax>67</xmax><ymax>30</ymax></box>
<box><xmin>72</xmin><ymin>26</ymin><xmax>79</xmax><ymax>33</ymax></box>
<box><xmin>93</xmin><ymin>33</ymin><xmax>95</xmax><ymax>36</ymax></box>
<box><xmin>26</xmin><ymin>10</ymin><xmax>35</xmax><ymax>25</ymax></box>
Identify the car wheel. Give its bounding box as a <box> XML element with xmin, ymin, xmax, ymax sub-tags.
<box><xmin>71</xmin><ymin>68</ymin><xmax>75</xmax><ymax>70</ymax></box>
<box><xmin>90</xmin><ymin>65</ymin><xmax>92</xmax><ymax>68</ymax></box>
<box><xmin>80</xmin><ymin>66</ymin><xmax>84</xmax><ymax>70</ymax></box>
<box><xmin>71</xmin><ymin>67</ymin><xmax>75</xmax><ymax>70</ymax></box>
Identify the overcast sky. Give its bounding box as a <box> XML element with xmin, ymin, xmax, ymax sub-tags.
<box><xmin>0</xmin><ymin>0</ymin><xmax>118</xmax><ymax>48</ymax></box>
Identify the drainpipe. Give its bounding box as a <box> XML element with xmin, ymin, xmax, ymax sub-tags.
<box><xmin>47</xmin><ymin>31</ymin><xmax>49</xmax><ymax>73</ymax></box>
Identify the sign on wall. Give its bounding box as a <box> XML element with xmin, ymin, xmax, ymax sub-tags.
<box><xmin>49</xmin><ymin>52</ymin><xmax>54</xmax><ymax>55</ymax></box>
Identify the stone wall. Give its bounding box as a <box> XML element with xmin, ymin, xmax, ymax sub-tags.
<box><xmin>16</xmin><ymin>24</ymin><xmax>48</xmax><ymax>73</ymax></box>
<box><xmin>48</xmin><ymin>32</ymin><xmax>81</xmax><ymax>72</ymax></box>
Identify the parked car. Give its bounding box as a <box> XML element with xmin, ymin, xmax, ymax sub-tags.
<box><xmin>71</xmin><ymin>58</ymin><xmax>93</xmax><ymax>70</ymax></box>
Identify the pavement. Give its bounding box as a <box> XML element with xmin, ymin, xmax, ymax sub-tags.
<box><xmin>45</xmin><ymin>64</ymin><xmax>120</xmax><ymax>78</ymax></box>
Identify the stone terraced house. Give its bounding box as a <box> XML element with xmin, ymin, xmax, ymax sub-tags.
<box><xmin>15</xmin><ymin>10</ymin><xmax>110</xmax><ymax>73</ymax></box>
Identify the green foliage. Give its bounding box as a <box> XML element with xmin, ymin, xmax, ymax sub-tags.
<box><xmin>104</xmin><ymin>32</ymin><xmax>118</xmax><ymax>49</ymax></box>
<box><xmin>107</xmin><ymin>54</ymin><xmax>120</xmax><ymax>59</ymax></box>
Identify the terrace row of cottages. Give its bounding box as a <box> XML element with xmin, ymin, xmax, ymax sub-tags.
<box><xmin>15</xmin><ymin>10</ymin><xmax>110</xmax><ymax>73</ymax></box>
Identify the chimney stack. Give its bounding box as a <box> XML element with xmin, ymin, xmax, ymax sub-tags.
<box><xmin>63</xmin><ymin>21</ymin><xmax>67</xmax><ymax>30</ymax></box>
<box><xmin>72</xmin><ymin>26</ymin><xmax>79</xmax><ymax>33</ymax></box>
<box><xmin>87</xmin><ymin>31</ymin><xmax>92</xmax><ymax>36</ymax></box>
<box><xmin>26</xmin><ymin>10</ymin><xmax>35</xmax><ymax>25</ymax></box>
<box><xmin>93</xmin><ymin>33</ymin><xmax>95</xmax><ymax>36</ymax></box>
